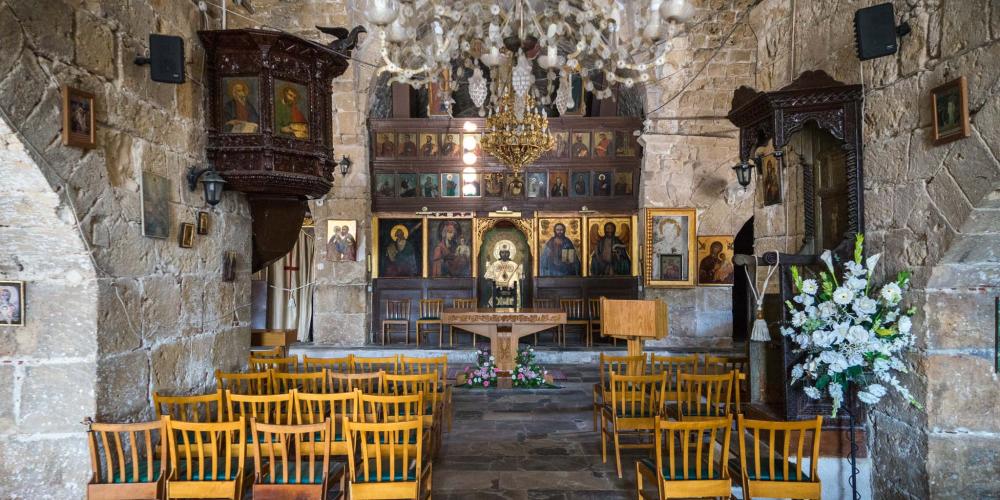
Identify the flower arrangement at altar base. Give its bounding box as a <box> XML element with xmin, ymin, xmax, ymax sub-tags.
<box><xmin>781</xmin><ymin>234</ymin><xmax>922</xmax><ymax>417</ymax></box>
<box><xmin>513</xmin><ymin>345</ymin><xmax>547</xmax><ymax>388</ymax></box>
<box><xmin>462</xmin><ymin>348</ymin><xmax>497</xmax><ymax>388</ymax></box>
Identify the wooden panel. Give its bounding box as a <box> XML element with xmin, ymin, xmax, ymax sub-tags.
<box><xmin>600</xmin><ymin>298</ymin><xmax>667</xmax><ymax>339</ymax></box>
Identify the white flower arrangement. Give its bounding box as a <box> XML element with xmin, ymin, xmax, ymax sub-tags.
<box><xmin>782</xmin><ymin>234</ymin><xmax>921</xmax><ymax>416</ymax></box>
<box><xmin>464</xmin><ymin>348</ymin><xmax>497</xmax><ymax>388</ymax></box>
<box><xmin>513</xmin><ymin>345</ymin><xmax>546</xmax><ymax>388</ymax></box>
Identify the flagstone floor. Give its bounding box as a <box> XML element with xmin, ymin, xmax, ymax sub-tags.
<box><xmin>432</xmin><ymin>364</ymin><xmax>640</xmax><ymax>499</ymax></box>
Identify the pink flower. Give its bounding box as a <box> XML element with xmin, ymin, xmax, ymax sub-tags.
<box><xmin>518</xmin><ymin>374</ymin><xmax>525</xmax><ymax>380</ymax></box>
<box><xmin>483</xmin><ymin>381</ymin><xmax>490</xmax><ymax>387</ymax></box>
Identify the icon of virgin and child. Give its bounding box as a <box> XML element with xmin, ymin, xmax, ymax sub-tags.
<box><xmin>431</xmin><ymin>221</ymin><xmax>471</xmax><ymax>277</ymax></box>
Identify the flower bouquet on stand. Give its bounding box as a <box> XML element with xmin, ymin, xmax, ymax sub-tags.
<box><xmin>512</xmin><ymin>345</ymin><xmax>548</xmax><ymax>388</ymax></box>
<box><xmin>459</xmin><ymin>347</ymin><xmax>498</xmax><ymax>388</ymax></box>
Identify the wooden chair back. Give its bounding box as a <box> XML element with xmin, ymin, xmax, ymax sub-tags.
<box><xmin>650</xmin><ymin>354</ymin><xmax>700</xmax><ymax>393</ymax></box>
<box><xmin>676</xmin><ymin>372</ymin><xmax>734</xmax><ymax>421</ymax></box>
<box><xmin>154</xmin><ymin>390</ymin><xmax>225</xmax><ymax>423</ymax></box>
<box><xmin>352</xmin><ymin>355</ymin><xmax>398</xmax><ymax>375</ymax></box>
<box><xmin>87</xmin><ymin>419</ymin><xmax>166</xmax><ymax>496</ymax></box>
<box><xmin>533</xmin><ymin>298</ymin><xmax>556</xmax><ymax>309</ymax></box>
<box><xmin>451</xmin><ymin>298</ymin><xmax>476</xmax><ymax>309</ymax></box>
<box><xmin>384</xmin><ymin>372</ymin><xmax>440</xmax><ymax>413</ymax></box>
<box><xmin>250</xmin><ymin>419</ymin><xmax>331</xmax><ymax>486</ymax></box>
<box><xmin>293</xmin><ymin>390</ymin><xmax>359</xmax><ymax>458</ymax></box>
<box><xmin>249</xmin><ymin>346</ymin><xmax>284</xmax><ymax>358</ymax></box>
<box><xmin>358</xmin><ymin>393</ymin><xmax>425</xmax><ymax>424</ymax></box>
<box><xmin>216</xmin><ymin>370</ymin><xmax>272</xmax><ymax>396</ymax></box>
<box><xmin>384</xmin><ymin>300</ymin><xmax>410</xmax><ymax>321</ymax></box>
<box><xmin>399</xmin><ymin>355</ymin><xmax>448</xmax><ymax>381</ymax></box>
<box><xmin>330</xmin><ymin>370</ymin><xmax>385</xmax><ymax>394</ymax></box>
<box><xmin>272</xmin><ymin>370</ymin><xmax>328</xmax><ymax>394</ymax></box>
<box><xmin>302</xmin><ymin>355</ymin><xmax>353</xmax><ymax>374</ymax></box>
<box><xmin>418</xmin><ymin>299</ymin><xmax>443</xmax><ymax>319</ymax></box>
<box><xmin>703</xmin><ymin>355</ymin><xmax>748</xmax><ymax>411</ymax></box>
<box><xmin>226</xmin><ymin>391</ymin><xmax>294</xmax><ymax>426</ymax></box>
<box><xmin>164</xmin><ymin>416</ymin><xmax>245</xmax><ymax>499</ymax></box>
<box><xmin>249</xmin><ymin>356</ymin><xmax>298</xmax><ymax>373</ymax></box>
<box><xmin>345</xmin><ymin>419</ymin><xmax>427</xmax><ymax>499</ymax></box>
<box><xmin>607</xmin><ymin>372</ymin><xmax>666</xmax><ymax>420</ymax></box>
<box><xmin>599</xmin><ymin>353</ymin><xmax>647</xmax><ymax>383</ymax></box>
<box><xmin>588</xmin><ymin>298</ymin><xmax>602</xmax><ymax>320</ymax></box>
<box><xmin>738</xmin><ymin>415</ymin><xmax>823</xmax><ymax>499</ymax></box>
<box><xmin>639</xmin><ymin>416</ymin><xmax>732</xmax><ymax>498</ymax></box>
<box><xmin>559</xmin><ymin>298</ymin><xmax>587</xmax><ymax>319</ymax></box>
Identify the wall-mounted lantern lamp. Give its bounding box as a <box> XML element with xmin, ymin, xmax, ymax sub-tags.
<box><xmin>338</xmin><ymin>155</ymin><xmax>353</xmax><ymax>176</ymax></box>
<box><xmin>732</xmin><ymin>155</ymin><xmax>765</xmax><ymax>189</ymax></box>
<box><xmin>187</xmin><ymin>166</ymin><xmax>227</xmax><ymax>206</ymax></box>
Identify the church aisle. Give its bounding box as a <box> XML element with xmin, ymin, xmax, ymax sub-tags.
<box><xmin>433</xmin><ymin>365</ymin><xmax>637</xmax><ymax>499</ymax></box>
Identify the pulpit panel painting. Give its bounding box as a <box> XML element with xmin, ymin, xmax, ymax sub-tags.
<box><xmin>537</xmin><ymin>217</ymin><xmax>583</xmax><ymax>277</ymax></box>
<box><xmin>587</xmin><ymin>217</ymin><xmax>634</xmax><ymax>276</ymax></box>
<box><xmin>428</xmin><ymin>219</ymin><xmax>473</xmax><ymax>277</ymax></box>
<box><xmin>221</xmin><ymin>77</ymin><xmax>260</xmax><ymax>134</ymax></box>
<box><xmin>273</xmin><ymin>79</ymin><xmax>309</xmax><ymax>139</ymax></box>
<box><xmin>376</xmin><ymin>218</ymin><xmax>423</xmax><ymax>278</ymax></box>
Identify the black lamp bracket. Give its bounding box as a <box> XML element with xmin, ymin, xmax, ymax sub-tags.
<box><xmin>187</xmin><ymin>166</ymin><xmax>214</xmax><ymax>191</ymax></box>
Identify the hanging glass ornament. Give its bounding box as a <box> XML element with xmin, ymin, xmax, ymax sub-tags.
<box><xmin>469</xmin><ymin>67</ymin><xmax>489</xmax><ymax>109</ymax></box>
<box><xmin>512</xmin><ymin>52</ymin><xmax>533</xmax><ymax>98</ymax></box>
<box><xmin>555</xmin><ymin>72</ymin><xmax>573</xmax><ymax>115</ymax></box>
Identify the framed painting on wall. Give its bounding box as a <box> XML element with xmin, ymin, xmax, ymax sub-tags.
<box><xmin>571</xmin><ymin>131</ymin><xmax>591</xmax><ymax>158</ymax></box>
<box><xmin>441</xmin><ymin>133</ymin><xmax>462</xmax><ymax>158</ymax></box>
<box><xmin>614</xmin><ymin>130</ymin><xmax>637</xmax><ymax>157</ymax></box>
<box><xmin>505</xmin><ymin>173</ymin><xmax>525</xmax><ymax>198</ymax></box>
<box><xmin>0</xmin><ymin>281</ymin><xmax>25</xmax><ymax>327</ymax></box>
<box><xmin>614</xmin><ymin>171</ymin><xmax>633</xmax><ymax>196</ymax></box>
<box><xmin>697</xmin><ymin>235</ymin><xmax>735</xmax><ymax>286</ymax></box>
<box><xmin>61</xmin><ymin>85</ymin><xmax>96</xmax><ymax>149</ymax></box>
<box><xmin>536</xmin><ymin>216</ymin><xmax>583</xmax><ymax>277</ymax></box>
<box><xmin>419</xmin><ymin>133</ymin><xmax>439</xmax><ymax>157</ymax></box>
<box><xmin>645</xmin><ymin>208</ymin><xmax>697</xmax><ymax>287</ymax></box>
<box><xmin>397</xmin><ymin>133</ymin><xmax>419</xmax><ymax>157</ymax></box>
<box><xmin>562</xmin><ymin>74</ymin><xmax>586</xmax><ymax>116</ymax></box>
<box><xmin>553</xmin><ymin>131</ymin><xmax>570</xmax><ymax>158</ymax></box>
<box><xmin>375</xmin><ymin>132</ymin><xmax>396</xmax><ymax>157</ymax></box>
<box><xmin>570</xmin><ymin>171</ymin><xmax>590</xmax><ymax>197</ymax></box>
<box><xmin>587</xmin><ymin>216</ymin><xmax>636</xmax><ymax>277</ymax></box>
<box><xmin>427</xmin><ymin>69</ymin><xmax>451</xmax><ymax>117</ymax></box>
<box><xmin>375</xmin><ymin>173</ymin><xmax>396</xmax><ymax>197</ymax></box>
<box><xmin>931</xmin><ymin>76</ymin><xmax>970</xmax><ymax>145</ymax></box>
<box><xmin>141</xmin><ymin>171</ymin><xmax>170</xmax><ymax>239</ymax></box>
<box><xmin>374</xmin><ymin>217</ymin><xmax>423</xmax><ymax>278</ymax></box>
<box><xmin>326</xmin><ymin>220</ymin><xmax>358</xmax><ymax>262</ymax></box>
<box><xmin>441</xmin><ymin>173</ymin><xmax>461</xmax><ymax>197</ymax></box>
<box><xmin>427</xmin><ymin>219</ymin><xmax>473</xmax><ymax>277</ymax></box>
<box><xmin>179</xmin><ymin>222</ymin><xmax>195</xmax><ymax>248</ymax></box>
<box><xmin>483</xmin><ymin>173</ymin><xmax>504</xmax><ymax>197</ymax></box>
<box><xmin>549</xmin><ymin>171</ymin><xmax>569</xmax><ymax>197</ymax></box>
<box><xmin>398</xmin><ymin>173</ymin><xmax>418</xmax><ymax>197</ymax></box>
<box><xmin>593</xmin><ymin>131</ymin><xmax>613</xmax><ymax>158</ymax></box>
<box><xmin>593</xmin><ymin>171</ymin><xmax>612</xmax><ymax>196</ymax></box>
<box><xmin>273</xmin><ymin>79</ymin><xmax>309</xmax><ymax>139</ymax></box>
<box><xmin>761</xmin><ymin>153</ymin><xmax>782</xmax><ymax>206</ymax></box>
<box><xmin>419</xmin><ymin>173</ymin><xmax>440</xmax><ymax>197</ymax></box>
<box><xmin>527</xmin><ymin>172</ymin><xmax>547</xmax><ymax>198</ymax></box>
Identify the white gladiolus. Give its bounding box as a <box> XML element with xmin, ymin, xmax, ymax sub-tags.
<box><xmin>832</xmin><ymin>287</ymin><xmax>853</xmax><ymax>305</ymax></box>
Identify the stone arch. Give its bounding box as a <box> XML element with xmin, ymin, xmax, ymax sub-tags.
<box><xmin>0</xmin><ymin>115</ymin><xmax>99</xmax><ymax>497</ymax></box>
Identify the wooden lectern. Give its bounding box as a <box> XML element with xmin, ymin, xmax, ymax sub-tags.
<box><xmin>599</xmin><ymin>298</ymin><xmax>668</xmax><ymax>357</ymax></box>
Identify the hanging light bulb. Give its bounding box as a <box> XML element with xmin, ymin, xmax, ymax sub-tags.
<box><xmin>364</xmin><ymin>0</ymin><xmax>399</xmax><ymax>26</ymax></box>
<box><xmin>463</xmin><ymin>121</ymin><xmax>478</xmax><ymax>132</ymax></box>
<box><xmin>386</xmin><ymin>18</ymin><xmax>409</xmax><ymax>42</ymax></box>
<box><xmin>463</xmin><ymin>151</ymin><xmax>478</xmax><ymax>165</ymax></box>
<box><xmin>463</xmin><ymin>135</ymin><xmax>478</xmax><ymax>151</ymax></box>
<box><xmin>660</xmin><ymin>0</ymin><xmax>694</xmax><ymax>23</ymax></box>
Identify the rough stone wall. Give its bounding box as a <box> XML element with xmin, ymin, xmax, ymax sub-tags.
<box><xmin>641</xmin><ymin>0</ymin><xmax>757</xmax><ymax>348</ymax></box>
<box><xmin>0</xmin><ymin>0</ymin><xmax>250</xmax><ymax>438</ymax></box>
<box><xmin>0</xmin><ymin>117</ymin><xmax>98</xmax><ymax>499</ymax></box>
<box><xmin>748</xmin><ymin>0</ymin><xmax>1000</xmax><ymax>498</ymax></box>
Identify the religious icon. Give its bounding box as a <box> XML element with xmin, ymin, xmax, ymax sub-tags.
<box><xmin>398</xmin><ymin>133</ymin><xmax>419</xmax><ymax>157</ymax></box>
<box><xmin>645</xmin><ymin>208</ymin><xmax>697</xmax><ymax>287</ymax></box>
<box><xmin>527</xmin><ymin>172</ymin><xmax>547</xmax><ymax>198</ymax></box>
<box><xmin>197</xmin><ymin>211</ymin><xmax>210</xmax><ymax>235</ymax></box>
<box><xmin>0</xmin><ymin>281</ymin><xmax>25</xmax><ymax>327</ymax></box>
<box><xmin>551</xmin><ymin>131</ymin><xmax>569</xmax><ymax>158</ymax></box>
<box><xmin>483</xmin><ymin>173</ymin><xmax>504</xmax><ymax>197</ymax></box>
<box><xmin>614</xmin><ymin>130</ymin><xmax>637</xmax><ymax>157</ymax></box>
<box><xmin>273</xmin><ymin>79</ymin><xmax>309</xmax><ymax>139</ymax></box>
<box><xmin>931</xmin><ymin>76</ymin><xmax>970</xmax><ymax>145</ymax></box>
<box><xmin>484</xmin><ymin>239</ymin><xmax>525</xmax><ymax>308</ymax></box>
<box><xmin>614</xmin><ymin>171</ymin><xmax>633</xmax><ymax>195</ymax></box>
<box><xmin>462</xmin><ymin>172</ymin><xmax>481</xmax><ymax>197</ymax></box>
<box><xmin>570</xmin><ymin>171</ymin><xmax>590</xmax><ymax>197</ymax></box>
<box><xmin>762</xmin><ymin>154</ymin><xmax>782</xmax><ymax>206</ymax></box>
<box><xmin>61</xmin><ymin>85</ymin><xmax>96</xmax><ymax>148</ymax></box>
<box><xmin>562</xmin><ymin>74</ymin><xmax>586</xmax><ymax>116</ymax></box>
<box><xmin>419</xmin><ymin>173</ymin><xmax>440</xmax><ymax>198</ymax></box>
<box><xmin>549</xmin><ymin>171</ymin><xmax>569</xmax><ymax>197</ymax></box>
<box><xmin>593</xmin><ymin>172</ymin><xmax>612</xmax><ymax>196</ymax></box>
<box><xmin>537</xmin><ymin>217</ymin><xmax>582</xmax><ymax>277</ymax></box>
<box><xmin>377</xmin><ymin>218</ymin><xmax>423</xmax><ymax>278</ymax></box>
<box><xmin>375</xmin><ymin>173</ymin><xmax>396</xmax><ymax>197</ymax></box>
<box><xmin>327</xmin><ymin>220</ymin><xmax>358</xmax><ymax>262</ymax></box>
<box><xmin>505</xmin><ymin>173</ymin><xmax>524</xmax><ymax>198</ymax></box>
<box><xmin>419</xmin><ymin>133</ymin><xmax>439</xmax><ymax>157</ymax></box>
<box><xmin>571</xmin><ymin>132</ymin><xmax>591</xmax><ymax>158</ymax></box>
<box><xmin>375</xmin><ymin>132</ymin><xmax>396</xmax><ymax>157</ymax></box>
<box><xmin>593</xmin><ymin>131</ymin><xmax>614</xmax><ymax>158</ymax></box>
<box><xmin>697</xmin><ymin>235</ymin><xmax>735</xmax><ymax>286</ymax></box>
<box><xmin>398</xmin><ymin>173</ymin><xmax>418</xmax><ymax>197</ymax></box>
<box><xmin>141</xmin><ymin>171</ymin><xmax>170</xmax><ymax>239</ymax></box>
<box><xmin>441</xmin><ymin>133</ymin><xmax>461</xmax><ymax>158</ymax></box>
<box><xmin>221</xmin><ymin>77</ymin><xmax>260</xmax><ymax>134</ymax></box>
<box><xmin>588</xmin><ymin>217</ymin><xmax>633</xmax><ymax>276</ymax></box>
<box><xmin>441</xmin><ymin>173</ymin><xmax>460</xmax><ymax>197</ymax></box>
<box><xmin>179</xmin><ymin>222</ymin><xmax>196</xmax><ymax>248</ymax></box>
<box><xmin>429</xmin><ymin>219</ymin><xmax>472</xmax><ymax>277</ymax></box>
<box><xmin>428</xmin><ymin>69</ymin><xmax>451</xmax><ymax>117</ymax></box>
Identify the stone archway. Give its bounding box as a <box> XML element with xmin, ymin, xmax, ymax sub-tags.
<box><xmin>0</xmin><ymin>115</ymin><xmax>99</xmax><ymax>498</ymax></box>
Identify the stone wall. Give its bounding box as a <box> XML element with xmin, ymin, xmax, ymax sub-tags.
<box><xmin>748</xmin><ymin>0</ymin><xmax>1000</xmax><ymax>498</ymax></box>
<box><xmin>640</xmin><ymin>0</ymin><xmax>757</xmax><ymax>348</ymax></box>
<box><xmin>0</xmin><ymin>3</ymin><xmax>250</xmax><ymax>496</ymax></box>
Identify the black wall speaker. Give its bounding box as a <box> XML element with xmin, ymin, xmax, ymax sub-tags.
<box><xmin>854</xmin><ymin>3</ymin><xmax>907</xmax><ymax>61</ymax></box>
<box><xmin>135</xmin><ymin>34</ymin><xmax>185</xmax><ymax>84</ymax></box>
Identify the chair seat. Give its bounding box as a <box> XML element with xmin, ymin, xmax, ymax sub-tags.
<box><xmin>733</xmin><ymin>457</ymin><xmax>811</xmax><ymax>481</ymax></box>
<box><xmin>417</xmin><ymin>317</ymin><xmax>441</xmax><ymax>321</ymax></box>
<box><xmin>384</xmin><ymin>320</ymin><xmax>408</xmax><ymax>324</ymax></box>
<box><xmin>111</xmin><ymin>460</ymin><xmax>162</xmax><ymax>483</ymax></box>
<box><xmin>638</xmin><ymin>457</ymin><xmax>721</xmax><ymax>481</ymax></box>
<box><xmin>355</xmin><ymin>461</ymin><xmax>417</xmax><ymax>482</ymax></box>
<box><xmin>269</xmin><ymin>461</ymin><xmax>344</xmax><ymax>484</ymax></box>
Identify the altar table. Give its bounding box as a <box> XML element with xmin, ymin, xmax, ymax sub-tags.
<box><xmin>440</xmin><ymin>308</ymin><xmax>567</xmax><ymax>373</ymax></box>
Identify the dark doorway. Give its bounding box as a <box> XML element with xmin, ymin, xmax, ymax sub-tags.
<box><xmin>732</xmin><ymin>217</ymin><xmax>754</xmax><ymax>342</ymax></box>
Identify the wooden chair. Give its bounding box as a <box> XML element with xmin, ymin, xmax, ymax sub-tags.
<box><xmin>293</xmin><ymin>390</ymin><xmax>359</xmax><ymax>462</ymax></box>
<box><xmin>86</xmin><ymin>419</ymin><xmax>167</xmax><ymax>500</ymax></box>
<box><xmin>416</xmin><ymin>299</ymin><xmax>444</xmax><ymax>347</ymax></box>
<box><xmin>272</xmin><ymin>370</ymin><xmax>328</xmax><ymax>394</ymax></box>
<box><xmin>382</xmin><ymin>299</ymin><xmax>411</xmax><ymax>345</ymax></box>
<box><xmin>383</xmin><ymin>372</ymin><xmax>442</xmax><ymax>453</ymax></box>
<box><xmin>532</xmin><ymin>298</ymin><xmax>559</xmax><ymax>345</ymax></box>
<box><xmin>559</xmin><ymin>298</ymin><xmax>590</xmax><ymax>346</ymax></box>
<box><xmin>216</xmin><ymin>370</ymin><xmax>272</xmax><ymax>396</ymax></box>
<box><xmin>600</xmin><ymin>372</ymin><xmax>667</xmax><ymax>478</ymax></box>
<box><xmin>352</xmin><ymin>355</ymin><xmax>398</xmax><ymax>375</ymax></box>
<box><xmin>154</xmin><ymin>390</ymin><xmax>225</xmax><ymax>423</ymax></box>
<box><xmin>703</xmin><ymin>354</ymin><xmax>748</xmax><ymax>413</ymax></box>
<box><xmin>448</xmin><ymin>298</ymin><xmax>478</xmax><ymax>346</ymax></box>
<box><xmin>226</xmin><ymin>391</ymin><xmax>295</xmax><ymax>457</ymax></box>
<box><xmin>303</xmin><ymin>355</ymin><xmax>353</xmax><ymax>374</ymax></box>
<box><xmin>344</xmin><ymin>418</ymin><xmax>432</xmax><ymax>500</ymax></box>
<box><xmin>592</xmin><ymin>353</ymin><xmax>647</xmax><ymax>430</ymax></box>
<box><xmin>650</xmin><ymin>354</ymin><xmax>700</xmax><ymax>415</ymax></box>
<box><xmin>738</xmin><ymin>415</ymin><xmax>823</xmax><ymax>500</ymax></box>
<box><xmin>164</xmin><ymin>416</ymin><xmax>246</xmax><ymax>500</ymax></box>
<box><xmin>249</xmin><ymin>346</ymin><xmax>284</xmax><ymax>359</ymax></box>
<box><xmin>636</xmin><ymin>416</ymin><xmax>733</xmax><ymax>500</ymax></box>
<box><xmin>399</xmin><ymin>355</ymin><xmax>452</xmax><ymax>432</ymax></box>
<box><xmin>357</xmin><ymin>392</ymin><xmax>425</xmax><ymax>425</ymax></box>
<box><xmin>250</xmin><ymin>356</ymin><xmax>299</xmax><ymax>373</ymax></box>
<box><xmin>675</xmin><ymin>372</ymin><xmax>734</xmax><ymax>421</ymax></box>
<box><xmin>588</xmin><ymin>298</ymin><xmax>615</xmax><ymax>345</ymax></box>
<box><xmin>330</xmin><ymin>371</ymin><xmax>385</xmax><ymax>395</ymax></box>
<box><xmin>250</xmin><ymin>418</ymin><xmax>345</xmax><ymax>500</ymax></box>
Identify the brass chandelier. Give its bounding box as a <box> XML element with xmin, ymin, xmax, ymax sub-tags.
<box><xmin>479</xmin><ymin>86</ymin><xmax>555</xmax><ymax>174</ymax></box>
